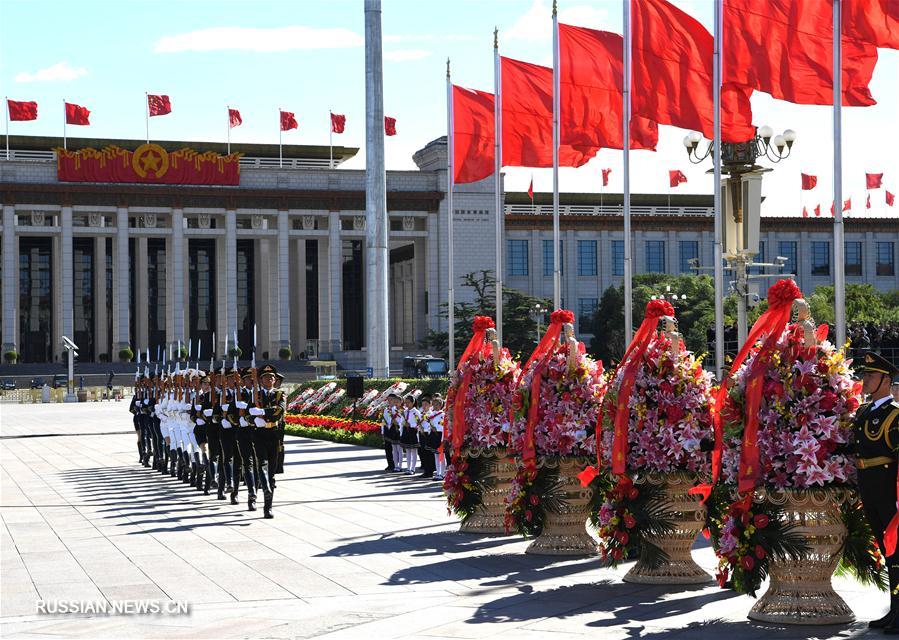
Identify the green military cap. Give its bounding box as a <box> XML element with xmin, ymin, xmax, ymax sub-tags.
<box><xmin>258</xmin><ymin>364</ymin><xmax>283</xmax><ymax>381</ymax></box>
<box><xmin>240</xmin><ymin>367</ymin><xmax>254</xmax><ymax>378</ymax></box>
<box><xmin>859</xmin><ymin>351</ymin><xmax>899</xmax><ymax>378</ymax></box>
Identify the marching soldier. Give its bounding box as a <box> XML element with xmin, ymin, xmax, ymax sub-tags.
<box><xmin>232</xmin><ymin>368</ymin><xmax>259</xmax><ymax>511</ymax></box>
<box><xmin>219</xmin><ymin>368</ymin><xmax>239</xmax><ymax>502</ymax></box>
<box><xmin>855</xmin><ymin>352</ymin><xmax>899</xmax><ymax>634</ymax></box>
<box><xmin>128</xmin><ymin>379</ymin><xmax>143</xmax><ymax>463</ymax></box>
<box><xmin>251</xmin><ymin>364</ymin><xmax>285</xmax><ymax>518</ymax></box>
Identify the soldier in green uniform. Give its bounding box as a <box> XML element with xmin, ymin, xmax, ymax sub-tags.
<box><xmin>856</xmin><ymin>352</ymin><xmax>899</xmax><ymax>633</ymax></box>
<box><xmin>252</xmin><ymin>364</ymin><xmax>285</xmax><ymax>519</ymax></box>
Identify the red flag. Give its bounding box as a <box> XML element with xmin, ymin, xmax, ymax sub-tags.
<box><xmin>602</xmin><ymin>167</ymin><xmax>612</xmax><ymax>187</ymax></box>
<box><xmin>501</xmin><ymin>56</ymin><xmax>599</xmax><ymax>167</ymax></box>
<box><xmin>724</xmin><ymin>0</ymin><xmax>877</xmax><ymax>107</ymax></box>
<box><xmin>843</xmin><ymin>0</ymin><xmax>899</xmax><ymax>50</ymax></box>
<box><xmin>867</xmin><ymin>194</ymin><xmax>872</xmax><ymax>209</ymax></box>
<box><xmin>384</xmin><ymin>116</ymin><xmax>397</xmax><ymax>136</ymax></box>
<box><xmin>814</xmin><ymin>204</ymin><xmax>821</xmax><ymax>217</ymax></box>
<box><xmin>801</xmin><ymin>173</ymin><xmax>817</xmax><ymax>190</ymax></box>
<box><xmin>7</xmin><ymin>99</ymin><xmax>37</xmax><ymax>121</ymax></box>
<box><xmin>669</xmin><ymin>169</ymin><xmax>687</xmax><ymax>188</ymax></box>
<box><xmin>229</xmin><ymin>108</ymin><xmax>242</xmax><ymax>128</ymax></box>
<box><xmin>527</xmin><ymin>177</ymin><xmax>534</xmax><ymax>202</ymax></box>
<box><xmin>631</xmin><ymin>0</ymin><xmax>754</xmax><ymax>143</ymax></box>
<box><xmin>802</xmin><ymin>206</ymin><xmax>809</xmax><ymax>218</ymax></box>
<box><xmin>844</xmin><ymin>198</ymin><xmax>852</xmax><ymax>212</ymax></box>
<box><xmin>331</xmin><ymin>112</ymin><xmax>346</xmax><ymax>134</ymax></box>
<box><xmin>280</xmin><ymin>110</ymin><xmax>298</xmax><ymax>131</ymax></box>
<box><xmin>147</xmin><ymin>94</ymin><xmax>172</xmax><ymax>117</ymax></box>
<box><xmin>452</xmin><ymin>85</ymin><xmax>494</xmax><ymax>184</ymax></box>
<box><xmin>65</xmin><ymin>102</ymin><xmax>90</xmax><ymax>126</ymax></box>
<box><xmin>888</xmin><ymin>191</ymin><xmax>896</xmax><ymax>206</ymax></box>
<box><xmin>558</xmin><ymin>23</ymin><xmax>658</xmax><ymax>151</ymax></box>
<box><xmin>866</xmin><ymin>172</ymin><xmax>884</xmax><ymax>189</ymax></box>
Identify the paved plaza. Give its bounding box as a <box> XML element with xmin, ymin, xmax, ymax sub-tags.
<box><xmin>0</xmin><ymin>402</ymin><xmax>887</xmax><ymax>639</ymax></box>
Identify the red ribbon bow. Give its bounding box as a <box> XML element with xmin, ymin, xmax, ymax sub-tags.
<box><xmin>450</xmin><ymin>316</ymin><xmax>496</xmax><ymax>459</ymax></box>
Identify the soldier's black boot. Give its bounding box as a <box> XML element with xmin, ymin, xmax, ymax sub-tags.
<box><xmin>184</xmin><ymin>452</ymin><xmax>194</xmax><ymax>485</ymax></box>
<box><xmin>263</xmin><ymin>492</ymin><xmax>273</xmax><ymax>519</ymax></box>
<box><xmin>194</xmin><ymin>453</ymin><xmax>204</xmax><ymax>491</ymax></box>
<box><xmin>875</xmin><ymin>565</ymin><xmax>899</xmax><ymax>630</ymax></box>
<box><xmin>137</xmin><ymin>441</ymin><xmax>143</xmax><ymax>464</ymax></box>
<box><xmin>170</xmin><ymin>449</ymin><xmax>178</xmax><ymax>477</ymax></box>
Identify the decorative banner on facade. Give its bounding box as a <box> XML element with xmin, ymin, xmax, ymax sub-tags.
<box><xmin>54</xmin><ymin>144</ymin><xmax>241</xmax><ymax>185</ymax></box>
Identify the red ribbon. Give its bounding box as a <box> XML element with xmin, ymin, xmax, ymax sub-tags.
<box><xmin>520</xmin><ymin>309</ymin><xmax>574</xmax><ymax>472</ymax></box>
<box><xmin>450</xmin><ymin>316</ymin><xmax>496</xmax><ymax>459</ymax></box>
<box><xmin>690</xmin><ymin>279</ymin><xmax>802</xmax><ymax>501</ymax></box>
<box><xmin>884</xmin><ymin>467</ymin><xmax>899</xmax><ymax>557</ymax></box>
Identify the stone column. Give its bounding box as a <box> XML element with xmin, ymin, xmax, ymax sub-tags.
<box><xmin>135</xmin><ymin>237</ymin><xmax>149</xmax><ymax>350</ymax></box>
<box><xmin>94</xmin><ymin>236</ymin><xmax>108</xmax><ymax>362</ymax></box>
<box><xmin>60</xmin><ymin>207</ymin><xmax>74</xmax><ymax>355</ymax></box>
<box><xmin>295</xmin><ymin>238</ymin><xmax>307</xmax><ymax>350</ymax></box>
<box><xmin>170</xmin><ymin>208</ymin><xmax>185</xmax><ymax>343</ymax></box>
<box><xmin>2</xmin><ymin>206</ymin><xmax>18</xmax><ymax>355</ymax></box>
<box><xmin>327</xmin><ymin>211</ymin><xmax>342</xmax><ymax>352</ymax></box>
<box><xmin>114</xmin><ymin>207</ymin><xmax>130</xmax><ymax>355</ymax></box>
<box><xmin>276</xmin><ymin>211</ymin><xmax>290</xmax><ymax>354</ymax></box>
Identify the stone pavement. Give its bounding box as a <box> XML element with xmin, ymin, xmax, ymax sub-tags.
<box><xmin>0</xmin><ymin>402</ymin><xmax>887</xmax><ymax>639</ymax></box>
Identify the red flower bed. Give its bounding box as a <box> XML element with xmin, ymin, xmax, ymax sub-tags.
<box><xmin>285</xmin><ymin>414</ymin><xmax>380</xmax><ymax>434</ymax></box>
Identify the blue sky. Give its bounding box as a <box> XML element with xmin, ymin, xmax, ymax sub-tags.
<box><xmin>1</xmin><ymin>0</ymin><xmax>897</xmax><ymax>217</ymax></box>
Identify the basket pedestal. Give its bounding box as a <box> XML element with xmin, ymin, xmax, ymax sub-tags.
<box><xmin>525</xmin><ymin>457</ymin><xmax>598</xmax><ymax>556</ymax></box>
<box><xmin>623</xmin><ymin>472</ymin><xmax>712</xmax><ymax>585</ymax></box>
<box><xmin>459</xmin><ymin>448</ymin><xmax>516</xmax><ymax>535</ymax></box>
<box><xmin>748</xmin><ymin>488</ymin><xmax>853</xmax><ymax>625</ymax></box>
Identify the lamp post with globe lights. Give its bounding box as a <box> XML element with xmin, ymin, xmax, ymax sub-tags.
<box><xmin>682</xmin><ymin>126</ymin><xmax>796</xmax><ymax>349</ymax></box>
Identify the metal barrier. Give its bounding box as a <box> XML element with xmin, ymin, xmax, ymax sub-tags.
<box><xmin>0</xmin><ymin>386</ymin><xmax>128</xmax><ymax>404</ymax></box>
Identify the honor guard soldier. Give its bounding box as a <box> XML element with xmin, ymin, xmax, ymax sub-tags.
<box><xmin>129</xmin><ymin>381</ymin><xmax>143</xmax><ymax>463</ymax></box>
<box><xmin>252</xmin><ymin>365</ymin><xmax>285</xmax><ymax>518</ymax></box>
<box><xmin>856</xmin><ymin>352</ymin><xmax>899</xmax><ymax>633</ymax></box>
<box><xmin>219</xmin><ymin>368</ymin><xmax>240</xmax><ymax>502</ymax></box>
<box><xmin>233</xmin><ymin>367</ymin><xmax>259</xmax><ymax>511</ymax></box>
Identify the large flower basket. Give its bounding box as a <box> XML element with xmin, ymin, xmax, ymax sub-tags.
<box><xmin>747</xmin><ymin>487</ymin><xmax>853</xmax><ymax>625</ymax></box>
<box><xmin>524</xmin><ymin>456</ymin><xmax>598</xmax><ymax>556</ymax></box>
<box><xmin>623</xmin><ymin>471</ymin><xmax>711</xmax><ymax>585</ymax></box>
<box><xmin>458</xmin><ymin>447</ymin><xmax>518</xmax><ymax>535</ymax></box>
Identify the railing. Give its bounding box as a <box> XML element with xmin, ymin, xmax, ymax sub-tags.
<box><xmin>1</xmin><ymin>150</ymin><xmax>338</xmax><ymax>170</ymax></box>
<box><xmin>0</xmin><ymin>386</ymin><xmax>129</xmax><ymax>404</ymax></box>
<box><xmin>505</xmin><ymin>203</ymin><xmax>712</xmax><ymax>217</ymax></box>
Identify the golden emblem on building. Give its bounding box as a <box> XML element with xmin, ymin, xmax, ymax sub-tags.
<box><xmin>132</xmin><ymin>143</ymin><xmax>169</xmax><ymax>178</ymax></box>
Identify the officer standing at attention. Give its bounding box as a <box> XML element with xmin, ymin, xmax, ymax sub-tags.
<box><xmin>856</xmin><ymin>352</ymin><xmax>899</xmax><ymax>634</ymax></box>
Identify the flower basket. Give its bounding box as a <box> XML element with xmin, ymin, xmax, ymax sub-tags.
<box><xmin>747</xmin><ymin>487</ymin><xmax>853</xmax><ymax>625</ymax></box>
<box><xmin>622</xmin><ymin>472</ymin><xmax>710</xmax><ymax>584</ymax></box>
<box><xmin>455</xmin><ymin>447</ymin><xmax>517</xmax><ymax>535</ymax></box>
<box><xmin>522</xmin><ymin>455</ymin><xmax>598</xmax><ymax>556</ymax></box>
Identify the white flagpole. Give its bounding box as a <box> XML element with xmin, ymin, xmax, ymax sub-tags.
<box><xmin>5</xmin><ymin>96</ymin><xmax>9</xmax><ymax>160</ymax></box>
<box><xmin>446</xmin><ymin>59</ymin><xmax>456</xmax><ymax>370</ymax></box>
<box><xmin>552</xmin><ymin>1</ymin><xmax>561</xmax><ymax>310</ymax></box>
<box><xmin>623</xmin><ymin>1</ymin><xmax>633</xmax><ymax>345</ymax></box>
<box><xmin>145</xmin><ymin>92</ymin><xmax>150</xmax><ymax>144</ymax></box>
<box><xmin>279</xmin><ymin>109</ymin><xmax>283</xmax><ymax>168</ymax></box>
<box><xmin>494</xmin><ymin>28</ymin><xmax>504</xmax><ymax>345</ymax></box>
<box><xmin>329</xmin><ymin>110</ymin><xmax>334</xmax><ymax>169</ymax></box>
<box><xmin>62</xmin><ymin>98</ymin><xmax>67</xmax><ymax>150</ymax></box>
<box><xmin>833</xmin><ymin>0</ymin><xmax>846</xmax><ymax>347</ymax></box>
<box><xmin>713</xmin><ymin>0</ymin><xmax>725</xmax><ymax>376</ymax></box>
<box><xmin>227</xmin><ymin>106</ymin><xmax>231</xmax><ymax>155</ymax></box>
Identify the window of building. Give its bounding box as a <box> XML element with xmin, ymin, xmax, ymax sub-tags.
<box><xmin>343</xmin><ymin>240</ymin><xmax>365</xmax><ymax>350</ymax></box>
<box><xmin>751</xmin><ymin>240</ymin><xmax>767</xmax><ymax>275</ymax></box>
<box><xmin>188</xmin><ymin>239</ymin><xmax>217</xmax><ymax>355</ymax></box>
<box><xmin>612</xmin><ymin>240</ymin><xmax>624</xmax><ymax>276</ymax></box>
<box><xmin>73</xmin><ymin>238</ymin><xmax>95</xmax><ymax>362</ymax></box>
<box><xmin>877</xmin><ymin>242</ymin><xmax>895</xmax><ymax>276</ymax></box>
<box><xmin>811</xmin><ymin>241</ymin><xmax>830</xmax><ymax>276</ymax></box>
<box><xmin>578</xmin><ymin>298</ymin><xmax>598</xmax><ymax>328</ymax></box>
<box><xmin>305</xmin><ymin>240</ymin><xmax>319</xmax><ymax>340</ymax></box>
<box><xmin>577</xmin><ymin>240</ymin><xmax>597</xmax><ymax>276</ymax></box>
<box><xmin>236</xmin><ymin>240</ymin><xmax>255</xmax><ymax>356</ymax></box>
<box><xmin>778</xmin><ymin>241</ymin><xmax>797</xmax><ymax>277</ymax></box>
<box><xmin>508</xmin><ymin>240</ymin><xmax>529</xmax><ymax>276</ymax></box>
<box><xmin>646</xmin><ymin>240</ymin><xmax>665</xmax><ymax>273</ymax></box>
<box><xmin>679</xmin><ymin>241</ymin><xmax>698</xmax><ymax>274</ymax></box>
<box><xmin>19</xmin><ymin>237</ymin><xmax>53</xmax><ymax>363</ymax></box>
<box><xmin>147</xmin><ymin>238</ymin><xmax>167</xmax><ymax>354</ymax></box>
<box><xmin>845</xmin><ymin>241</ymin><xmax>863</xmax><ymax>277</ymax></box>
<box><xmin>543</xmin><ymin>240</ymin><xmax>563</xmax><ymax>276</ymax></box>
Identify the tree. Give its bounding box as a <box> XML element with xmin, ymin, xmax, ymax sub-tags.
<box><xmin>421</xmin><ymin>270</ymin><xmax>551</xmax><ymax>362</ymax></box>
<box><xmin>808</xmin><ymin>283</ymin><xmax>899</xmax><ymax>324</ymax></box>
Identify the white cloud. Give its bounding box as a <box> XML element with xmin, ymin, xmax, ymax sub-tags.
<box><xmin>505</xmin><ymin>0</ymin><xmax>610</xmax><ymax>42</ymax></box>
<box><xmin>384</xmin><ymin>49</ymin><xmax>432</xmax><ymax>62</ymax></box>
<box><xmin>154</xmin><ymin>26</ymin><xmax>363</xmax><ymax>53</ymax></box>
<box><xmin>15</xmin><ymin>61</ymin><xmax>87</xmax><ymax>83</ymax></box>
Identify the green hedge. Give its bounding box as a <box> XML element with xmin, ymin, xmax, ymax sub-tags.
<box><xmin>287</xmin><ymin>377</ymin><xmax>449</xmax><ymax>419</ymax></box>
<box><xmin>283</xmin><ymin>424</ymin><xmax>384</xmax><ymax>448</ymax></box>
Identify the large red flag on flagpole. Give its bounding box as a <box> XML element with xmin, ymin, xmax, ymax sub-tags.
<box><xmin>558</xmin><ymin>23</ymin><xmax>657</xmax><ymax>152</ymax></box>
<box><xmin>7</xmin><ymin>99</ymin><xmax>37</xmax><ymax>121</ymax></box>
<box><xmin>801</xmin><ymin>173</ymin><xmax>817</xmax><ymax>190</ymax></box>
<box><xmin>723</xmin><ymin>0</ymin><xmax>878</xmax><ymax>107</ymax></box>
<box><xmin>147</xmin><ymin>94</ymin><xmax>172</xmax><ymax>116</ymax></box>
<box><xmin>384</xmin><ymin>116</ymin><xmax>397</xmax><ymax>136</ymax></box>
<box><xmin>65</xmin><ymin>102</ymin><xmax>90</xmax><ymax>125</ymax></box>
<box><xmin>866</xmin><ymin>172</ymin><xmax>884</xmax><ymax>189</ymax></box>
<box><xmin>843</xmin><ymin>0</ymin><xmax>899</xmax><ymax>50</ymax></box>
<box><xmin>452</xmin><ymin>85</ymin><xmax>495</xmax><ymax>184</ymax></box>
<box><xmin>631</xmin><ymin>0</ymin><xmax>754</xmax><ymax>143</ymax></box>
<box><xmin>229</xmin><ymin>108</ymin><xmax>242</xmax><ymax>128</ymax></box>
<box><xmin>330</xmin><ymin>113</ymin><xmax>346</xmax><ymax>134</ymax></box>
<box><xmin>887</xmin><ymin>191</ymin><xmax>896</xmax><ymax>207</ymax></box>
<box><xmin>280</xmin><ymin>110</ymin><xmax>298</xmax><ymax>131</ymax></box>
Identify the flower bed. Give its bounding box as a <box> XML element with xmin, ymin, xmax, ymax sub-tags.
<box><xmin>284</xmin><ymin>414</ymin><xmax>383</xmax><ymax>447</ymax></box>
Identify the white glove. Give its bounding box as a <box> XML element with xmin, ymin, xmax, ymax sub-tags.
<box><xmin>239</xmin><ymin>417</ymin><xmax>248</xmax><ymax>427</ymax></box>
<box><xmin>194</xmin><ymin>404</ymin><xmax>203</xmax><ymax>411</ymax></box>
<box><xmin>203</xmin><ymin>408</ymin><xmax>213</xmax><ymax>417</ymax></box>
<box><xmin>249</xmin><ymin>407</ymin><xmax>265</xmax><ymax>416</ymax></box>
<box><xmin>196</xmin><ymin>419</ymin><xmax>206</xmax><ymax>426</ymax></box>
<box><xmin>235</xmin><ymin>401</ymin><xmax>248</xmax><ymax>410</ymax></box>
<box><xmin>221</xmin><ymin>403</ymin><xmax>230</xmax><ymax>411</ymax></box>
<box><xmin>254</xmin><ymin>417</ymin><xmax>267</xmax><ymax>428</ymax></box>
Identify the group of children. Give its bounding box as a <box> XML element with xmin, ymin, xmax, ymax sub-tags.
<box><xmin>381</xmin><ymin>393</ymin><xmax>447</xmax><ymax>479</ymax></box>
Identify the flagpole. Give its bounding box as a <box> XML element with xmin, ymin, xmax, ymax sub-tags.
<box><xmin>227</xmin><ymin>106</ymin><xmax>231</xmax><ymax>155</ymax></box>
<box><xmin>622</xmin><ymin>0</ymin><xmax>633</xmax><ymax>346</ymax></box>
<box><xmin>446</xmin><ymin>59</ymin><xmax>456</xmax><ymax>370</ymax></box>
<box><xmin>712</xmin><ymin>0</ymin><xmax>725</xmax><ymax>376</ymax></box>
<box><xmin>551</xmin><ymin>1</ymin><xmax>561</xmax><ymax>310</ymax></box>
<box><xmin>5</xmin><ymin>96</ymin><xmax>9</xmax><ymax>160</ymax></box>
<box><xmin>63</xmin><ymin>98</ymin><xmax>67</xmax><ymax>150</ymax></box>
<box><xmin>329</xmin><ymin>110</ymin><xmax>334</xmax><ymax>169</ymax></box>
<box><xmin>145</xmin><ymin>92</ymin><xmax>149</xmax><ymax>144</ymax></box>
<box><xmin>279</xmin><ymin>109</ymin><xmax>283</xmax><ymax>168</ymax></box>
<box><xmin>494</xmin><ymin>28</ymin><xmax>504</xmax><ymax>345</ymax></box>
<box><xmin>833</xmin><ymin>0</ymin><xmax>846</xmax><ymax>348</ymax></box>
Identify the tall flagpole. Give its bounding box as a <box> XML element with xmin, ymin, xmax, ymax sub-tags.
<box><xmin>63</xmin><ymin>98</ymin><xmax>67</xmax><ymax>150</ymax></box>
<box><xmin>227</xmin><ymin>106</ymin><xmax>231</xmax><ymax>154</ymax></box>
<box><xmin>279</xmin><ymin>109</ymin><xmax>283</xmax><ymax>168</ymax></box>
<box><xmin>4</xmin><ymin>96</ymin><xmax>8</xmax><ymax>160</ymax></box>
<box><xmin>494</xmin><ymin>28</ymin><xmax>504</xmax><ymax>345</ymax></box>
<box><xmin>832</xmin><ymin>0</ymin><xmax>846</xmax><ymax>348</ymax></box>
<box><xmin>713</xmin><ymin>0</ymin><xmax>725</xmax><ymax>376</ymax></box>
<box><xmin>446</xmin><ymin>59</ymin><xmax>456</xmax><ymax>370</ymax></box>
<box><xmin>329</xmin><ymin>110</ymin><xmax>334</xmax><ymax>169</ymax></box>
<box><xmin>145</xmin><ymin>92</ymin><xmax>150</xmax><ymax>144</ymax></box>
<box><xmin>551</xmin><ymin>1</ymin><xmax>561</xmax><ymax>310</ymax></box>
<box><xmin>622</xmin><ymin>0</ymin><xmax>633</xmax><ymax>346</ymax></box>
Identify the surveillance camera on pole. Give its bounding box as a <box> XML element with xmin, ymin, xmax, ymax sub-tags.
<box><xmin>60</xmin><ymin>336</ymin><xmax>79</xmax><ymax>402</ymax></box>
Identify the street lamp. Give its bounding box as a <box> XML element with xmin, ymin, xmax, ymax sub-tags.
<box><xmin>533</xmin><ymin>303</ymin><xmax>546</xmax><ymax>344</ymax></box>
<box><xmin>651</xmin><ymin>285</ymin><xmax>688</xmax><ymax>309</ymax></box>
<box><xmin>681</xmin><ymin>126</ymin><xmax>797</xmax><ymax>346</ymax></box>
